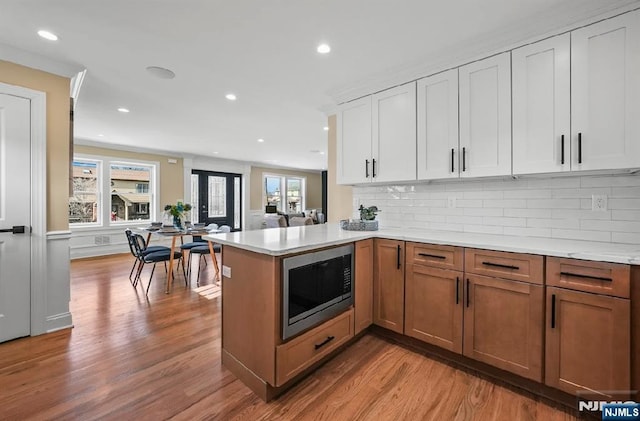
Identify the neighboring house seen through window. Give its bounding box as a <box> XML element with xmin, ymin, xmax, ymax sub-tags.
<box><xmin>69</xmin><ymin>156</ymin><xmax>158</xmax><ymax>226</ymax></box>
<box><xmin>264</xmin><ymin>174</ymin><xmax>305</xmax><ymax>213</ymax></box>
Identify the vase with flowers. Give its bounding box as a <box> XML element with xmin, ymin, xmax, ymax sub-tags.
<box><xmin>164</xmin><ymin>202</ymin><xmax>192</xmax><ymax>230</ymax></box>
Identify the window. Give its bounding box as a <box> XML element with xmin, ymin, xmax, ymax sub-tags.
<box><xmin>69</xmin><ymin>155</ymin><xmax>158</xmax><ymax>227</ymax></box>
<box><xmin>264</xmin><ymin>174</ymin><xmax>305</xmax><ymax>213</ymax></box>
<box><xmin>110</xmin><ymin>163</ymin><xmax>153</xmax><ymax>223</ymax></box>
<box><xmin>69</xmin><ymin>160</ymin><xmax>100</xmax><ymax>224</ymax></box>
<box><xmin>208</xmin><ymin>176</ymin><xmax>226</xmax><ymax>217</ymax></box>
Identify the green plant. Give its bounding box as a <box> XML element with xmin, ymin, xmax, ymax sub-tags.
<box><xmin>358</xmin><ymin>205</ymin><xmax>380</xmax><ymax>221</ymax></box>
<box><xmin>164</xmin><ymin>202</ymin><xmax>192</xmax><ymax>219</ymax></box>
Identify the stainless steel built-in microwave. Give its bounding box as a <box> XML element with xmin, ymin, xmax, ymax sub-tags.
<box><xmin>282</xmin><ymin>244</ymin><xmax>353</xmax><ymax>340</ymax></box>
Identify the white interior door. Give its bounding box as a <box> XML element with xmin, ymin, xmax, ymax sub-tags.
<box><xmin>0</xmin><ymin>93</ymin><xmax>31</xmax><ymax>343</ymax></box>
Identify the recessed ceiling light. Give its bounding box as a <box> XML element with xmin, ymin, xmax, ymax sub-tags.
<box><xmin>257</xmin><ymin>138</ymin><xmax>265</xmax><ymax>143</ymax></box>
<box><xmin>37</xmin><ymin>30</ymin><xmax>58</xmax><ymax>41</ymax></box>
<box><xmin>146</xmin><ymin>66</ymin><xmax>175</xmax><ymax>79</ymax></box>
<box><xmin>323</xmin><ymin>126</ymin><xmax>329</xmax><ymax>131</ymax></box>
<box><xmin>213</xmin><ymin>151</ymin><xmax>219</xmax><ymax>154</ymax></box>
<box><xmin>97</xmin><ymin>134</ymin><xmax>105</xmax><ymax>137</ymax></box>
<box><xmin>320</xmin><ymin>151</ymin><xmax>325</xmax><ymax>155</ymax></box>
<box><xmin>117</xmin><ymin>107</ymin><xmax>130</xmax><ymax>113</ymax></box>
<box><xmin>317</xmin><ymin>43</ymin><xmax>331</xmax><ymax>54</ymax></box>
<box><xmin>225</xmin><ymin>93</ymin><xmax>237</xmax><ymax>101</ymax></box>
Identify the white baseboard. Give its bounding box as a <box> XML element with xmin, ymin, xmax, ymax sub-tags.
<box><xmin>45</xmin><ymin>312</ymin><xmax>73</xmax><ymax>333</ymax></box>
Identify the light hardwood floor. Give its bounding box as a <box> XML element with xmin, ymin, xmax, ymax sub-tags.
<box><xmin>0</xmin><ymin>254</ymin><xmax>579</xmax><ymax>420</ymax></box>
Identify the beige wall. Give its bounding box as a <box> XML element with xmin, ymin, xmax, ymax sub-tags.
<box><xmin>249</xmin><ymin>166</ymin><xmax>322</xmax><ymax>211</ymax></box>
<box><xmin>0</xmin><ymin>60</ymin><xmax>70</xmax><ymax>231</ymax></box>
<box><xmin>327</xmin><ymin>114</ymin><xmax>353</xmax><ymax>222</ymax></box>
<box><xmin>73</xmin><ymin>145</ymin><xmax>184</xmax><ymax>206</ymax></box>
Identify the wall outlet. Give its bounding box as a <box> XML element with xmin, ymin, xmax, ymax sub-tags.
<box><xmin>222</xmin><ymin>265</ymin><xmax>231</xmax><ymax>278</ymax></box>
<box><xmin>447</xmin><ymin>197</ymin><xmax>457</xmax><ymax>208</ymax></box>
<box><xmin>592</xmin><ymin>194</ymin><xmax>608</xmax><ymax>212</ymax></box>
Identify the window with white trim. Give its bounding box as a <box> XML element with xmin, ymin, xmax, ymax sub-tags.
<box><xmin>264</xmin><ymin>174</ymin><xmax>305</xmax><ymax>213</ymax></box>
<box><xmin>69</xmin><ymin>155</ymin><xmax>158</xmax><ymax>226</ymax></box>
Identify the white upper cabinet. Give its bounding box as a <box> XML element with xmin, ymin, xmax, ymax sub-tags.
<box><xmin>336</xmin><ymin>96</ymin><xmax>372</xmax><ymax>184</ymax></box>
<box><xmin>459</xmin><ymin>52</ymin><xmax>512</xmax><ymax>178</ymax></box>
<box><xmin>372</xmin><ymin>82</ymin><xmax>417</xmax><ymax>183</ymax></box>
<box><xmin>512</xmin><ymin>34</ymin><xmax>571</xmax><ymax>175</ymax></box>
<box><xmin>336</xmin><ymin>82</ymin><xmax>416</xmax><ymax>185</ymax></box>
<box><xmin>571</xmin><ymin>10</ymin><xmax>640</xmax><ymax>171</ymax></box>
<box><xmin>417</xmin><ymin>69</ymin><xmax>459</xmax><ymax>180</ymax></box>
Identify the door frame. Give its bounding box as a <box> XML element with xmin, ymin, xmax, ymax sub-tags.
<box><xmin>0</xmin><ymin>82</ymin><xmax>47</xmax><ymax>336</ymax></box>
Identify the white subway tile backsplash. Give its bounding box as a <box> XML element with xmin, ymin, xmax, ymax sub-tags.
<box><xmin>354</xmin><ymin>173</ymin><xmax>640</xmax><ymax>245</ymax></box>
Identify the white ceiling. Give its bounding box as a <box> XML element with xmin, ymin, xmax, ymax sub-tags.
<box><xmin>1</xmin><ymin>0</ymin><xmax>639</xmax><ymax>171</ymax></box>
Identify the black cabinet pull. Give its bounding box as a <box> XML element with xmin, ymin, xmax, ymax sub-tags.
<box><xmin>455</xmin><ymin>277</ymin><xmax>460</xmax><ymax>305</ymax></box>
<box><xmin>396</xmin><ymin>245</ymin><xmax>401</xmax><ymax>269</ymax></box>
<box><xmin>418</xmin><ymin>253</ymin><xmax>446</xmax><ymax>260</ymax></box>
<box><xmin>365</xmin><ymin>159</ymin><xmax>370</xmax><ymax>178</ymax></box>
<box><xmin>481</xmin><ymin>261</ymin><xmax>519</xmax><ymax>270</ymax></box>
<box><xmin>314</xmin><ymin>335</ymin><xmax>335</xmax><ymax>350</ymax></box>
<box><xmin>466</xmin><ymin>279</ymin><xmax>470</xmax><ymax>308</ymax></box>
<box><xmin>559</xmin><ymin>271</ymin><xmax>613</xmax><ymax>282</ymax></box>
<box><xmin>372</xmin><ymin>158</ymin><xmax>377</xmax><ymax>178</ymax></box>
<box><xmin>560</xmin><ymin>134</ymin><xmax>565</xmax><ymax>165</ymax></box>
<box><xmin>462</xmin><ymin>147</ymin><xmax>466</xmax><ymax>172</ymax></box>
<box><xmin>451</xmin><ymin>148</ymin><xmax>455</xmax><ymax>173</ymax></box>
<box><xmin>578</xmin><ymin>133</ymin><xmax>582</xmax><ymax>164</ymax></box>
<box><xmin>551</xmin><ymin>294</ymin><xmax>556</xmax><ymax>329</ymax></box>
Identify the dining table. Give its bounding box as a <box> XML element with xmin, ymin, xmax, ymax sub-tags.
<box><xmin>137</xmin><ymin>226</ymin><xmax>222</xmax><ymax>293</ymax></box>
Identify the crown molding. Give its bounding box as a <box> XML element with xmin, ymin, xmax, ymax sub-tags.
<box><xmin>0</xmin><ymin>43</ymin><xmax>84</xmax><ymax>78</ymax></box>
<box><xmin>327</xmin><ymin>2</ymin><xmax>640</xmax><ymax>105</ymax></box>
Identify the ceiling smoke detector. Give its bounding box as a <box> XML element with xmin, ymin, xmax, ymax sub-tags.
<box><xmin>146</xmin><ymin>66</ymin><xmax>176</xmax><ymax>79</ymax></box>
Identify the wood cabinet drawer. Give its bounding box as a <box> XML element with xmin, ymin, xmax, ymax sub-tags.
<box><xmin>464</xmin><ymin>248</ymin><xmax>543</xmax><ymax>284</ymax></box>
<box><xmin>407</xmin><ymin>242</ymin><xmax>463</xmax><ymax>271</ymax></box>
<box><xmin>275</xmin><ymin>309</ymin><xmax>354</xmax><ymax>386</ymax></box>
<box><xmin>546</xmin><ymin>257</ymin><xmax>630</xmax><ymax>298</ymax></box>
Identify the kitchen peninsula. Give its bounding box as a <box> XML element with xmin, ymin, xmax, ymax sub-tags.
<box><xmin>204</xmin><ymin>223</ymin><xmax>640</xmax><ymax>404</ymax></box>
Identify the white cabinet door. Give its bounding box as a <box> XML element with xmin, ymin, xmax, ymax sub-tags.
<box><xmin>336</xmin><ymin>96</ymin><xmax>372</xmax><ymax>184</ymax></box>
<box><xmin>372</xmin><ymin>82</ymin><xmax>417</xmax><ymax>183</ymax></box>
<box><xmin>459</xmin><ymin>52</ymin><xmax>512</xmax><ymax>178</ymax></box>
<box><xmin>417</xmin><ymin>69</ymin><xmax>459</xmax><ymax>180</ymax></box>
<box><xmin>512</xmin><ymin>34</ymin><xmax>571</xmax><ymax>175</ymax></box>
<box><xmin>572</xmin><ymin>10</ymin><xmax>640</xmax><ymax>171</ymax></box>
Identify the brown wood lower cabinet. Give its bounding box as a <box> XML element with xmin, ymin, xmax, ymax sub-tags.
<box><xmin>354</xmin><ymin>239</ymin><xmax>374</xmax><ymax>335</ymax></box>
<box><xmin>373</xmin><ymin>239</ymin><xmax>405</xmax><ymax>334</ymax></box>
<box><xmin>545</xmin><ymin>286</ymin><xmax>630</xmax><ymax>397</ymax></box>
<box><xmin>275</xmin><ymin>309</ymin><xmax>354</xmax><ymax>386</ymax></box>
<box><xmin>463</xmin><ymin>274</ymin><xmax>544</xmax><ymax>382</ymax></box>
<box><xmin>405</xmin><ymin>263</ymin><xmax>463</xmax><ymax>353</ymax></box>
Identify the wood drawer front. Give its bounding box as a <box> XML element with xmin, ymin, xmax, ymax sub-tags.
<box><xmin>546</xmin><ymin>257</ymin><xmax>630</xmax><ymax>298</ymax></box>
<box><xmin>464</xmin><ymin>248</ymin><xmax>543</xmax><ymax>284</ymax></box>
<box><xmin>407</xmin><ymin>242</ymin><xmax>463</xmax><ymax>271</ymax></box>
<box><xmin>275</xmin><ymin>309</ymin><xmax>354</xmax><ymax>387</ymax></box>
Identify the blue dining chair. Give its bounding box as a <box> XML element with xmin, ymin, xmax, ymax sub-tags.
<box><xmin>131</xmin><ymin>233</ymin><xmax>186</xmax><ymax>295</ymax></box>
<box><xmin>125</xmin><ymin>229</ymin><xmax>170</xmax><ymax>285</ymax></box>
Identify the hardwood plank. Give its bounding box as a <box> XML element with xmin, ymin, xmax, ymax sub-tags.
<box><xmin>0</xmin><ymin>253</ymin><xmax>578</xmax><ymax>420</ymax></box>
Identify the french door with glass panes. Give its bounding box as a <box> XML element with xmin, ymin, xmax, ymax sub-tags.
<box><xmin>190</xmin><ymin>170</ymin><xmax>242</xmax><ymax>230</ymax></box>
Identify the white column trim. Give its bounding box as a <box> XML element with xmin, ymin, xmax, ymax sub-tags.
<box><xmin>47</xmin><ymin>230</ymin><xmax>72</xmax><ymax>240</ymax></box>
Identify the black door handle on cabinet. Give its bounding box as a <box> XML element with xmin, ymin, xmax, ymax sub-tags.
<box><xmin>551</xmin><ymin>294</ymin><xmax>556</xmax><ymax>329</ymax></box>
<box><xmin>451</xmin><ymin>148</ymin><xmax>455</xmax><ymax>173</ymax></box>
<box><xmin>481</xmin><ymin>261</ymin><xmax>520</xmax><ymax>270</ymax></box>
<box><xmin>462</xmin><ymin>147</ymin><xmax>466</xmax><ymax>172</ymax></box>
<box><xmin>365</xmin><ymin>159</ymin><xmax>370</xmax><ymax>178</ymax></box>
<box><xmin>578</xmin><ymin>133</ymin><xmax>582</xmax><ymax>164</ymax></box>
<box><xmin>396</xmin><ymin>245</ymin><xmax>401</xmax><ymax>269</ymax></box>
<box><xmin>314</xmin><ymin>335</ymin><xmax>335</xmax><ymax>350</ymax></box>
<box><xmin>466</xmin><ymin>279</ymin><xmax>470</xmax><ymax>307</ymax></box>
<box><xmin>372</xmin><ymin>159</ymin><xmax>377</xmax><ymax>178</ymax></box>
<box><xmin>455</xmin><ymin>277</ymin><xmax>460</xmax><ymax>305</ymax></box>
<box><xmin>561</xmin><ymin>135</ymin><xmax>565</xmax><ymax>165</ymax></box>
<box><xmin>559</xmin><ymin>272</ymin><xmax>613</xmax><ymax>282</ymax></box>
<box><xmin>418</xmin><ymin>253</ymin><xmax>446</xmax><ymax>260</ymax></box>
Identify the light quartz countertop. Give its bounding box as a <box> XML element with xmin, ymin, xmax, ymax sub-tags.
<box><xmin>203</xmin><ymin>223</ymin><xmax>640</xmax><ymax>265</ymax></box>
